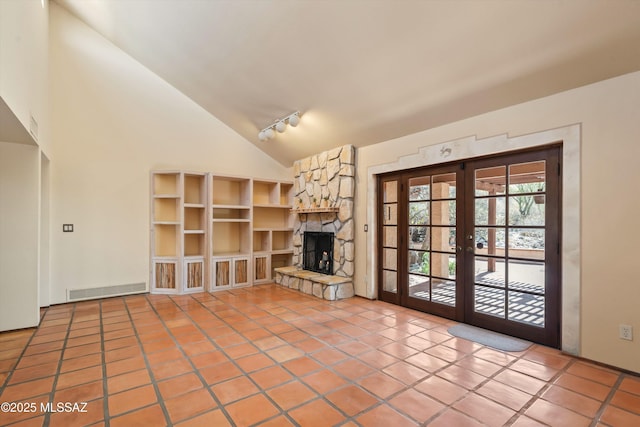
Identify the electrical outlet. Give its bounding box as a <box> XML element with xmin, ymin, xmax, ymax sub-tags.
<box><xmin>619</xmin><ymin>324</ymin><xmax>633</xmax><ymax>341</ymax></box>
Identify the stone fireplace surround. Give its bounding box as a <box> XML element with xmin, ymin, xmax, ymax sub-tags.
<box><xmin>274</xmin><ymin>145</ymin><xmax>355</xmax><ymax>300</ymax></box>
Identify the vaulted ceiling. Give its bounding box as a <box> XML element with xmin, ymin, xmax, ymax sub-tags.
<box><xmin>56</xmin><ymin>0</ymin><xmax>640</xmax><ymax>166</ymax></box>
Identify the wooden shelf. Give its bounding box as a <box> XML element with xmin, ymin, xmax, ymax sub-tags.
<box><xmin>291</xmin><ymin>207</ymin><xmax>340</xmax><ymax>214</ymax></box>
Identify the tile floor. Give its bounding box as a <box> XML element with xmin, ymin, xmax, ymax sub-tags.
<box><xmin>0</xmin><ymin>284</ymin><xmax>639</xmax><ymax>426</ymax></box>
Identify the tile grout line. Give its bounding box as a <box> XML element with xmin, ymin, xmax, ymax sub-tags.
<box><xmin>117</xmin><ymin>294</ymin><xmax>173</xmax><ymax>425</ymax></box>
<box><xmin>589</xmin><ymin>372</ymin><xmax>625</xmax><ymax>427</ymax></box>
<box><xmin>99</xmin><ymin>299</ymin><xmax>110</xmax><ymax>427</ymax></box>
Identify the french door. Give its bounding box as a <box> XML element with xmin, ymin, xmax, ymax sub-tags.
<box><xmin>378</xmin><ymin>146</ymin><xmax>561</xmax><ymax>347</ymax></box>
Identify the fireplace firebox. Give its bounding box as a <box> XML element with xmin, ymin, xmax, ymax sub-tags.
<box><xmin>303</xmin><ymin>232</ymin><xmax>334</xmax><ymax>275</ymax></box>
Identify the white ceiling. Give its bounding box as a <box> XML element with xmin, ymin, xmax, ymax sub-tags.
<box><xmin>55</xmin><ymin>0</ymin><xmax>640</xmax><ymax>166</ymax></box>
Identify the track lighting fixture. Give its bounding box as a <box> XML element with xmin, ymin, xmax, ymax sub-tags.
<box><xmin>258</xmin><ymin>111</ymin><xmax>301</xmax><ymax>141</ymax></box>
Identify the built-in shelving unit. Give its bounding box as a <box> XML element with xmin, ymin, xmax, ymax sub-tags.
<box><xmin>151</xmin><ymin>172</ymin><xmax>293</xmax><ymax>293</ymax></box>
<box><xmin>253</xmin><ymin>180</ymin><xmax>294</xmax><ymax>283</ymax></box>
<box><xmin>210</xmin><ymin>175</ymin><xmax>252</xmax><ymax>290</ymax></box>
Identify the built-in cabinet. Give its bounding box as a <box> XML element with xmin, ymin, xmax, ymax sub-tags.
<box><xmin>150</xmin><ymin>172</ymin><xmax>293</xmax><ymax>293</ymax></box>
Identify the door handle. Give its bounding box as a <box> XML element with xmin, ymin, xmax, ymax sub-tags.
<box><xmin>466</xmin><ymin>247</ymin><xmax>474</xmax><ymax>253</ymax></box>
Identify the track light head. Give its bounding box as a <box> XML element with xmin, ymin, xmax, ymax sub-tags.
<box><xmin>258</xmin><ymin>111</ymin><xmax>301</xmax><ymax>141</ymax></box>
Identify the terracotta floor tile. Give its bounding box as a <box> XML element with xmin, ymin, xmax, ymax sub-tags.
<box><xmin>236</xmin><ymin>353</ymin><xmax>276</xmax><ymax>373</ymax></box>
<box><xmin>473</xmin><ymin>347</ymin><xmax>517</xmax><ymax>365</ymax></box>
<box><xmin>107</xmin><ymin>356</ymin><xmax>148</xmax><ymax>378</ymax></box>
<box><xmin>250</xmin><ymin>365</ymin><xmax>294</xmax><ymax>390</ymax></box>
<box><xmin>108</xmin><ymin>384</ymin><xmax>157</xmax><ymax>416</ymax></box>
<box><xmin>107</xmin><ymin>368</ymin><xmax>152</xmax><ymax>394</ymax></box>
<box><xmin>620</xmin><ymin>375</ymin><xmax>640</xmax><ymax>396</ymax></box>
<box><xmin>310</xmin><ymin>348</ymin><xmax>349</xmax><ymax>366</ymax></box>
<box><xmin>266</xmin><ymin>344</ymin><xmax>305</xmax><ymax>363</ymax></box>
<box><xmin>8</xmin><ymin>362</ymin><xmax>58</xmax><ymax>385</ymax></box>
<box><xmin>59</xmin><ymin>352</ymin><xmax>103</xmax><ymax>374</ymax></box>
<box><xmin>266</xmin><ymin>380</ymin><xmax>318</xmax><ymax>410</ymax></box>
<box><xmin>189</xmin><ymin>350</ymin><xmax>228</xmax><ymax>369</ymax></box>
<box><xmin>6</xmin><ymin>415</ymin><xmax>45</xmax><ymax>427</ymax></box>
<box><xmin>542</xmin><ymin>384</ymin><xmax>602</xmax><ymax>417</ymax></box>
<box><xmin>222</xmin><ymin>342</ymin><xmax>259</xmax><ymax>359</ymax></box>
<box><xmin>1</xmin><ymin>376</ymin><xmax>55</xmax><ymax>401</ymax></box>
<box><xmin>332</xmin><ymin>358</ymin><xmax>375</xmax><ymax>380</ymax></box>
<box><xmin>553</xmin><ymin>372</ymin><xmax>611</xmax><ymax>401</ymax></box>
<box><xmin>599</xmin><ymin>405</ymin><xmax>640</xmax><ymax>426</ymax></box>
<box><xmin>510</xmin><ymin>358</ymin><xmax>560</xmax><ymax>382</ymax></box>
<box><xmin>56</xmin><ymin>365</ymin><xmax>103</xmax><ymax>390</ymax></box>
<box><xmin>389</xmin><ymin>388</ymin><xmax>445</xmax><ymax>423</ymax></box>
<box><xmin>379</xmin><ymin>342</ymin><xmax>420</xmax><ymax>359</ymax></box>
<box><xmin>200</xmin><ymin>360</ymin><xmax>242</xmax><ymax>385</ymax></box>
<box><xmin>103</xmin><ymin>336</ymin><xmax>138</xmax><ymax>352</ymax></box>
<box><xmin>325</xmin><ymin>385</ymin><xmax>379</xmax><ymax>416</ymax></box>
<box><xmin>15</xmin><ymin>351</ymin><xmax>62</xmax><ymax>370</ymax></box>
<box><xmin>414</xmin><ymin>375</ymin><xmax>468</xmax><ymax>405</ymax></box>
<box><xmin>455</xmin><ymin>355</ymin><xmax>502</xmax><ymax>378</ymax></box>
<box><xmin>476</xmin><ymin>379</ymin><xmax>533</xmax><ymax>411</ymax></box>
<box><xmin>524</xmin><ymin>399</ymin><xmax>592</xmax><ymax>427</ymax></box>
<box><xmin>292</xmin><ymin>337</ymin><xmax>326</xmax><ymax>353</ymax></box>
<box><xmin>302</xmin><ymin>369</ymin><xmax>349</xmax><ymax>394</ymax></box>
<box><xmin>357</xmin><ymin>372</ymin><xmax>406</xmax><ymax>399</ymax></box>
<box><xmin>288</xmin><ymin>398</ymin><xmax>346</xmax><ymax>427</ymax></box>
<box><xmin>164</xmin><ymin>387</ymin><xmax>217</xmax><ymax>423</ymax></box>
<box><xmin>454</xmin><ymin>393</ymin><xmax>516</xmax><ymax>426</ymax></box>
<box><xmin>158</xmin><ymin>372</ymin><xmax>204</xmax><ymax>400</ymax></box>
<box><xmin>383</xmin><ymin>361</ymin><xmax>429</xmax><ymax>385</ymax></box>
<box><xmin>610</xmin><ymin>390</ymin><xmax>640</xmax><ymax>415</ymax></box>
<box><xmin>509</xmin><ymin>415</ymin><xmax>548</xmax><ymax>427</ymax></box>
<box><xmin>225</xmin><ymin>393</ymin><xmax>280</xmax><ymax>427</ymax></box>
<box><xmin>210</xmin><ymin>376</ymin><xmax>259</xmax><ymax>404</ymax></box>
<box><xmin>356</xmin><ymin>403</ymin><xmax>418</xmax><ymax>427</ymax></box>
<box><xmin>54</xmin><ymin>378</ymin><xmax>104</xmax><ymax>404</ymax></box>
<box><xmin>436</xmin><ymin>365</ymin><xmax>486</xmax><ymax>390</ymax></box>
<box><xmin>282</xmin><ymin>356</ymin><xmax>323</xmax><ymax>377</ymax></box>
<box><xmin>145</xmin><ymin>347</ymin><xmax>184</xmax><ymax>366</ymax></box>
<box><xmin>494</xmin><ymin>368</ymin><xmax>547</xmax><ymax>395</ymax></box>
<box><xmin>175</xmin><ymin>409</ymin><xmax>232</xmax><ymax>427</ymax></box>
<box><xmin>522</xmin><ymin>349</ymin><xmax>572</xmax><ymax>370</ymax></box>
<box><xmin>256</xmin><ymin>415</ymin><xmax>296</xmax><ymax>427</ymax></box>
<box><xmin>212</xmin><ymin>332</ymin><xmax>249</xmax><ymax>348</ymax></box>
<box><xmin>48</xmin><ymin>397</ymin><xmax>104</xmax><ymax>427</ymax></box>
<box><xmin>109</xmin><ymin>403</ymin><xmax>167</xmax><ymax>427</ymax></box>
<box><xmin>278</xmin><ymin>329</ymin><xmax>309</xmax><ymax>344</ymax></box>
<box><xmin>149</xmin><ymin>358</ymin><xmax>193</xmax><ymax>381</ymax></box>
<box><xmin>428</xmin><ymin>408</ymin><xmax>485</xmax><ymax>427</ymax></box>
<box><xmin>567</xmin><ymin>361</ymin><xmax>620</xmax><ymax>386</ymax></box>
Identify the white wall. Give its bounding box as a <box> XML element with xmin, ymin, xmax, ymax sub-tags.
<box><xmin>48</xmin><ymin>4</ymin><xmax>290</xmax><ymax>304</ymax></box>
<box><xmin>0</xmin><ymin>142</ymin><xmax>40</xmax><ymax>330</ymax></box>
<box><xmin>0</xmin><ymin>0</ymin><xmax>50</xmax><ymax>155</ymax></box>
<box><xmin>355</xmin><ymin>71</ymin><xmax>640</xmax><ymax>373</ymax></box>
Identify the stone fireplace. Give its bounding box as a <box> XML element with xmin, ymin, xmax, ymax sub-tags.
<box><xmin>274</xmin><ymin>144</ymin><xmax>355</xmax><ymax>300</ymax></box>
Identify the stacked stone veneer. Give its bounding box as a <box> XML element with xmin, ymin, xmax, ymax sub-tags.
<box><xmin>274</xmin><ymin>145</ymin><xmax>355</xmax><ymax>300</ymax></box>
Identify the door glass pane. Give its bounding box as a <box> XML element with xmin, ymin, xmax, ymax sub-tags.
<box><xmin>432</xmin><ymin>278</ymin><xmax>455</xmax><ymax>306</ymax></box>
<box><xmin>431</xmin><ymin>253</ymin><xmax>456</xmax><ymax>279</ymax></box>
<box><xmin>409</xmin><ymin>176</ymin><xmax>430</xmax><ymax>201</ymax></box>
<box><xmin>408</xmin><ymin>250</ymin><xmax>429</xmax><ymax>275</ymax></box>
<box><xmin>384</xmin><ymin>180</ymin><xmax>398</xmax><ymax>203</ymax></box>
<box><xmin>383</xmin><ymin>270</ymin><xmax>397</xmax><ymax>293</ymax></box>
<box><xmin>409</xmin><ymin>277</ymin><xmax>430</xmax><ymax>300</ymax></box>
<box><xmin>384</xmin><ymin>226</ymin><xmax>397</xmax><ymax>247</ymax></box>
<box><xmin>431</xmin><ymin>226</ymin><xmax>454</xmax><ymax>253</ymax></box>
<box><xmin>508</xmin><ymin>260</ymin><xmax>545</xmax><ymax>293</ymax></box>
<box><xmin>409</xmin><ymin>202</ymin><xmax>429</xmax><ymax>225</ymax></box>
<box><xmin>509</xmin><ymin>228</ymin><xmax>544</xmax><ymax>260</ymax></box>
<box><xmin>475</xmin><ymin>197</ymin><xmax>506</xmax><ymax>226</ymax></box>
<box><xmin>433</xmin><ymin>173</ymin><xmax>456</xmax><ymax>199</ymax></box>
<box><xmin>508</xmin><ymin>161</ymin><xmax>545</xmax><ymax>194</ymax></box>
<box><xmin>409</xmin><ymin>226</ymin><xmax>429</xmax><ymax>250</ymax></box>
<box><xmin>475</xmin><ymin>227</ymin><xmax>505</xmax><ymax>254</ymax></box>
<box><xmin>475</xmin><ymin>166</ymin><xmax>506</xmax><ymax>196</ymax></box>
<box><xmin>432</xmin><ymin>200</ymin><xmax>455</xmax><ymax>225</ymax></box>
<box><xmin>475</xmin><ymin>286</ymin><xmax>505</xmax><ymax>318</ymax></box>
<box><xmin>383</xmin><ymin>204</ymin><xmax>397</xmax><ymax>225</ymax></box>
<box><xmin>383</xmin><ymin>248</ymin><xmax>397</xmax><ymax>270</ymax></box>
<box><xmin>508</xmin><ymin>291</ymin><xmax>545</xmax><ymax>327</ymax></box>
<box><xmin>474</xmin><ymin>256</ymin><xmax>505</xmax><ymax>288</ymax></box>
<box><xmin>509</xmin><ymin>195</ymin><xmax>545</xmax><ymax>226</ymax></box>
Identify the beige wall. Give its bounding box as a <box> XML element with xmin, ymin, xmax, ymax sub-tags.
<box><xmin>0</xmin><ymin>142</ymin><xmax>40</xmax><ymax>331</ymax></box>
<box><xmin>48</xmin><ymin>4</ymin><xmax>290</xmax><ymax>304</ymax></box>
<box><xmin>0</xmin><ymin>0</ymin><xmax>50</xmax><ymax>155</ymax></box>
<box><xmin>355</xmin><ymin>71</ymin><xmax>640</xmax><ymax>373</ymax></box>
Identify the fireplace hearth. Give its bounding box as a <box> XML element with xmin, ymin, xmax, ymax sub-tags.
<box><xmin>303</xmin><ymin>232</ymin><xmax>334</xmax><ymax>275</ymax></box>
